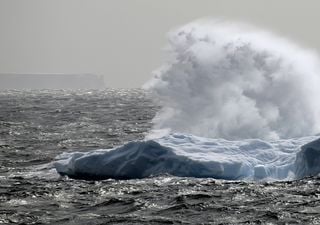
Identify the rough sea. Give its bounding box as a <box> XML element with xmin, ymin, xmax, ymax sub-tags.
<box><xmin>1</xmin><ymin>89</ymin><xmax>320</xmax><ymax>225</ymax></box>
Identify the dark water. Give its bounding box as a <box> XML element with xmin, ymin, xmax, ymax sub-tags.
<box><xmin>0</xmin><ymin>90</ymin><xmax>319</xmax><ymax>225</ymax></box>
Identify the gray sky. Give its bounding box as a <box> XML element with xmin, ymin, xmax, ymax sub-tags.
<box><xmin>1</xmin><ymin>0</ymin><xmax>320</xmax><ymax>88</ymax></box>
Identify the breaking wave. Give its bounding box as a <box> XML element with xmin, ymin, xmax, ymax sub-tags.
<box><xmin>54</xmin><ymin>20</ymin><xmax>320</xmax><ymax>181</ymax></box>
<box><xmin>144</xmin><ymin>20</ymin><xmax>320</xmax><ymax>140</ymax></box>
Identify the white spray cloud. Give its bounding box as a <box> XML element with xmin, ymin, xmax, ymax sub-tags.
<box><xmin>144</xmin><ymin>20</ymin><xmax>320</xmax><ymax>140</ymax></box>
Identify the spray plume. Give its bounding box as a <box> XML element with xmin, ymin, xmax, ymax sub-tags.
<box><xmin>144</xmin><ymin>20</ymin><xmax>320</xmax><ymax>140</ymax></box>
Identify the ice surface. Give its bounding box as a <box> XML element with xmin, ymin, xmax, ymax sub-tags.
<box><xmin>54</xmin><ymin>133</ymin><xmax>320</xmax><ymax>180</ymax></box>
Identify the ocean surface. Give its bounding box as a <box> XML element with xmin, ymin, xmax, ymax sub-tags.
<box><xmin>1</xmin><ymin>89</ymin><xmax>320</xmax><ymax>225</ymax></box>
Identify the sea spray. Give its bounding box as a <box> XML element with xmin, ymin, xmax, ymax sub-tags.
<box><xmin>54</xmin><ymin>20</ymin><xmax>320</xmax><ymax>180</ymax></box>
<box><xmin>144</xmin><ymin>20</ymin><xmax>320</xmax><ymax>140</ymax></box>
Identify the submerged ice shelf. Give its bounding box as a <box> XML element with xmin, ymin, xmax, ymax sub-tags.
<box><xmin>54</xmin><ymin>133</ymin><xmax>320</xmax><ymax>181</ymax></box>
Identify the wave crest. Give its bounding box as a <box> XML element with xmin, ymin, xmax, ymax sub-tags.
<box><xmin>144</xmin><ymin>20</ymin><xmax>320</xmax><ymax>140</ymax></box>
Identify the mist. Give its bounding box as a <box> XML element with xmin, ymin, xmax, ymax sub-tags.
<box><xmin>144</xmin><ymin>20</ymin><xmax>320</xmax><ymax>140</ymax></box>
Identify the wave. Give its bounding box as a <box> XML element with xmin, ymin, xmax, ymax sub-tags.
<box><xmin>144</xmin><ymin>19</ymin><xmax>320</xmax><ymax>140</ymax></box>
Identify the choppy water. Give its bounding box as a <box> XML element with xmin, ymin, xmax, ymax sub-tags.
<box><xmin>0</xmin><ymin>90</ymin><xmax>319</xmax><ymax>224</ymax></box>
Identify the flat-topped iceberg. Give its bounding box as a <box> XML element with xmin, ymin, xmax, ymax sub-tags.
<box><xmin>54</xmin><ymin>133</ymin><xmax>320</xmax><ymax>180</ymax></box>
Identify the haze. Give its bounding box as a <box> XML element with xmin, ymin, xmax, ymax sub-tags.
<box><xmin>0</xmin><ymin>0</ymin><xmax>320</xmax><ymax>88</ymax></box>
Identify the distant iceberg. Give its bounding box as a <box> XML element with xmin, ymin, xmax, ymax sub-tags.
<box><xmin>54</xmin><ymin>133</ymin><xmax>320</xmax><ymax>180</ymax></box>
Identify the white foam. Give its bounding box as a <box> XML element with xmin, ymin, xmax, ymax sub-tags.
<box><xmin>144</xmin><ymin>20</ymin><xmax>320</xmax><ymax>140</ymax></box>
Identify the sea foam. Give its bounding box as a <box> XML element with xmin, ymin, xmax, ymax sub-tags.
<box><xmin>144</xmin><ymin>20</ymin><xmax>320</xmax><ymax>140</ymax></box>
<box><xmin>55</xmin><ymin>20</ymin><xmax>320</xmax><ymax>180</ymax></box>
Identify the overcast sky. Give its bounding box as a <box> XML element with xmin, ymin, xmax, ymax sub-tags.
<box><xmin>1</xmin><ymin>0</ymin><xmax>320</xmax><ymax>88</ymax></box>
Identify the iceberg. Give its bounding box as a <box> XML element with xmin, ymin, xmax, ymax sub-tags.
<box><xmin>54</xmin><ymin>20</ymin><xmax>320</xmax><ymax>181</ymax></box>
<box><xmin>54</xmin><ymin>133</ymin><xmax>320</xmax><ymax>180</ymax></box>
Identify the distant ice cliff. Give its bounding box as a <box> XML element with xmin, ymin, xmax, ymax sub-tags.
<box><xmin>0</xmin><ymin>74</ymin><xmax>105</xmax><ymax>90</ymax></box>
